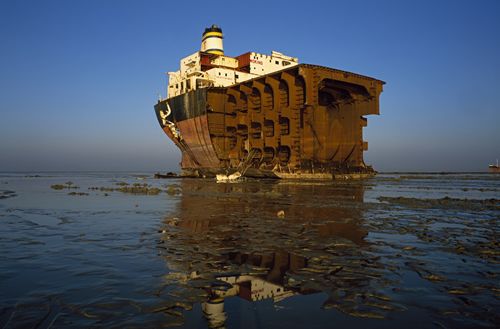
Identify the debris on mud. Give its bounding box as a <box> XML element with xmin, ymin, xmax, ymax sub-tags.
<box><xmin>51</xmin><ymin>182</ymin><xmax>80</xmax><ymax>190</ymax></box>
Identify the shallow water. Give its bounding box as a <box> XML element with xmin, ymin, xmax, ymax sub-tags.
<box><xmin>0</xmin><ymin>172</ymin><xmax>498</xmax><ymax>328</ymax></box>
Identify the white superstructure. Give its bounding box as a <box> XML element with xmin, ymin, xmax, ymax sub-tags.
<box><xmin>166</xmin><ymin>25</ymin><xmax>298</xmax><ymax>98</ymax></box>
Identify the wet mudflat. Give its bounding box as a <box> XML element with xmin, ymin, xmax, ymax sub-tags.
<box><xmin>0</xmin><ymin>172</ymin><xmax>498</xmax><ymax>328</ymax></box>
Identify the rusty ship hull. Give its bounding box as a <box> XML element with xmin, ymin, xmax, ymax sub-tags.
<box><xmin>155</xmin><ymin>64</ymin><xmax>384</xmax><ymax>179</ymax></box>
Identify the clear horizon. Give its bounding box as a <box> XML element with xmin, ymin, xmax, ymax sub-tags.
<box><xmin>1</xmin><ymin>0</ymin><xmax>499</xmax><ymax>172</ymax></box>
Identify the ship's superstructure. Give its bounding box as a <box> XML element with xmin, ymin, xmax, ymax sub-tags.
<box><xmin>167</xmin><ymin>25</ymin><xmax>298</xmax><ymax>98</ymax></box>
<box><xmin>155</xmin><ymin>25</ymin><xmax>384</xmax><ymax>179</ymax></box>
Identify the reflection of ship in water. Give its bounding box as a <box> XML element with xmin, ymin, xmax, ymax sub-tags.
<box><xmin>201</xmin><ymin>250</ymin><xmax>307</xmax><ymax>328</ymax></box>
<box><xmin>158</xmin><ymin>179</ymin><xmax>384</xmax><ymax>327</ymax></box>
<box><xmin>174</xmin><ymin>178</ymin><xmax>367</xmax><ymax>243</ymax></box>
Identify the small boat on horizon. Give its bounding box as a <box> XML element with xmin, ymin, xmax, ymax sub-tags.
<box><xmin>489</xmin><ymin>159</ymin><xmax>499</xmax><ymax>173</ymax></box>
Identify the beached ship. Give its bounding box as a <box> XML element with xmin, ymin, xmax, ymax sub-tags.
<box><xmin>154</xmin><ymin>25</ymin><xmax>385</xmax><ymax>179</ymax></box>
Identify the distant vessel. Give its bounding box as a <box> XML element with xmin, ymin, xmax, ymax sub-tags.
<box><xmin>489</xmin><ymin>159</ymin><xmax>499</xmax><ymax>173</ymax></box>
<box><xmin>154</xmin><ymin>25</ymin><xmax>384</xmax><ymax>179</ymax></box>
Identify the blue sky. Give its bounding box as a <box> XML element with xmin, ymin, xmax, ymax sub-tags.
<box><xmin>0</xmin><ymin>0</ymin><xmax>499</xmax><ymax>172</ymax></box>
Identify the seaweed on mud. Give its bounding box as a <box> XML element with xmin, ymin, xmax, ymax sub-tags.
<box><xmin>399</xmin><ymin>175</ymin><xmax>441</xmax><ymax>180</ymax></box>
<box><xmin>0</xmin><ymin>190</ymin><xmax>17</xmax><ymax>199</ymax></box>
<box><xmin>87</xmin><ymin>185</ymin><xmax>162</xmax><ymax>195</ymax></box>
<box><xmin>377</xmin><ymin>196</ymin><xmax>499</xmax><ymax>210</ymax></box>
<box><xmin>116</xmin><ymin>186</ymin><xmax>161</xmax><ymax>195</ymax></box>
<box><xmin>50</xmin><ymin>185</ymin><xmax>65</xmax><ymax>190</ymax></box>
<box><xmin>165</xmin><ymin>185</ymin><xmax>181</xmax><ymax>195</ymax></box>
<box><xmin>51</xmin><ymin>182</ymin><xmax>79</xmax><ymax>190</ymax></box>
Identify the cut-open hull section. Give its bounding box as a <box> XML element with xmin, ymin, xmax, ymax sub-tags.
<box><xmin>155</xmin><ymin>64</ymin><xmax>384</xmax><ymax>179</ymax></box>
